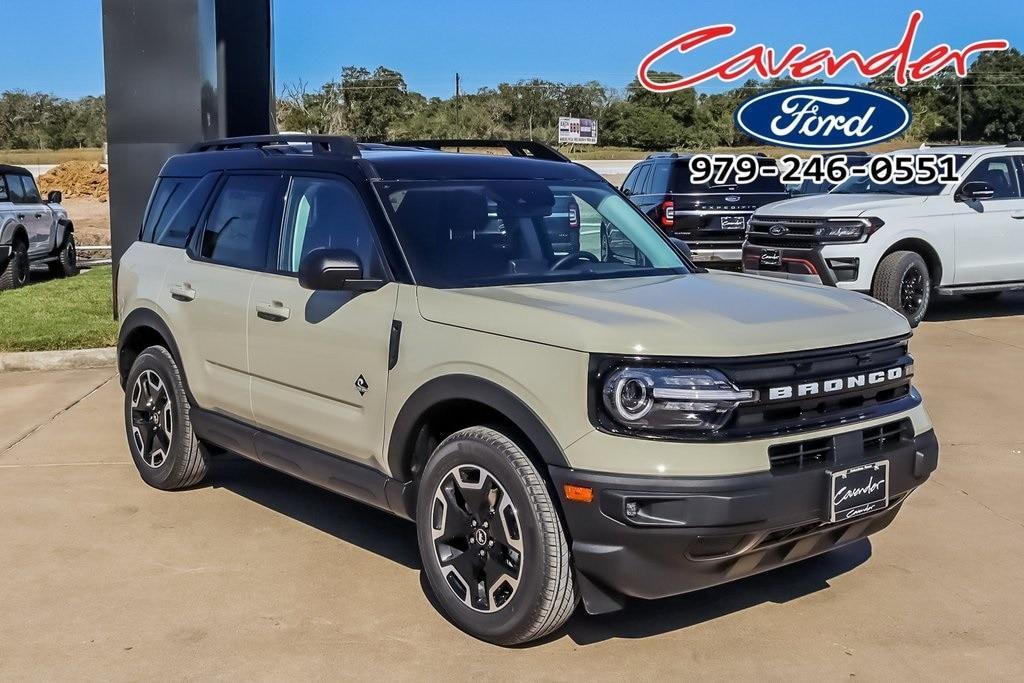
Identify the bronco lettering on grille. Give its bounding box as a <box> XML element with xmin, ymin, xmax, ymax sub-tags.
<box><xmin>768</xmin><ymin>367</ymin><xmax>905</xmax><ymax>401</ymax></box>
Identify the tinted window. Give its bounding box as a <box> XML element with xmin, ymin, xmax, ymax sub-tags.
<box><xmin>200</xmin><ymin>175</ymin><xmax>279</xmax><ymax>269</ymax></box>
<box><xmin>648</xmin><ymin>162</ymin><xmax>671</xmax><ymax>194</ymax></box>
<box><xmin>634</xmin><ymin>165</ymin><xmax>652</xmax><ymax>195</ymax></box>
<box><xmin>19</xmin><ymin>175</ymin><xmax>41</xmax><ymax>203</ymax></box>
<box><xmin>670</xmin><ymin>158</ymin><xmax>787</xmax><ymax>193</ymax></box>
<box><xmin>142</xmin><ymin>178</ymin><xmax>199</xmax><ymax>245</ymax></box>
<box><xmin>278</xmin><ymin>176</ymin><xmax>382</xmax><ymax>275</ymax></box>
<box><xmin>5</xmin><ymin>175</ymin><xmax>27</xmax><ymax>203</ymax></box>
<box><xmin>378</xmin><ymin>179</ymin><xmax>689</xmax><ymax>289</ymax></box>
<box><xmin>962</xmin><ymin>156</ymin><xmax>1020</xmax><ymax>199</ymax></box>
<box><xmin>0</xmin><ymin>175</ymin><xmax>8</xmax><ymax>202</ymax></box>
<box><xmin>621</xmin><ymin>167</ymin><xmax>640</xmax><ymax>194</ymax></box>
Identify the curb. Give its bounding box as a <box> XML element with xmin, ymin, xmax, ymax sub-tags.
<box><xmin>0</xmin><ymin>347</ymin><xmax>117</xmax><ymax>373</ymax></box>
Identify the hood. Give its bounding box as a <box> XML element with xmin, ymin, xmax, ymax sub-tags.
<box><xmin>756</xmin><ymin>193</ymin><xmax>928</xmax><ymax>217</ymax></box>
<box><xmin>416</xmin><ymin>272</ymin><xmax>909</xmax><ymax>357</ymax></box>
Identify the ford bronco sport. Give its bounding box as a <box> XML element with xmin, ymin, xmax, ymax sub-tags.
<box><xmin>0</xmin><ymin>164</ymin><xmax>78</xmax><ymax>290</ymax></box>
<box><xmin>117</xmin><ymin>136</ymin><xmax>938</xmax><ymax>645</ymax></box>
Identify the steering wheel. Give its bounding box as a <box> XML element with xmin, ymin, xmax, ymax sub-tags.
<box><xmin>551</xmin><ymin>251</ymin><xmax>600</xmax><ymax>271</ymax></box>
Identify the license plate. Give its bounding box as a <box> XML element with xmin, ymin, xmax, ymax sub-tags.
<box><xmin>760</xmin><ymin>249</ymin><xmax>781</xmax><ymax>267</ymax></box>
<box><xmin>828</xmin><ymin>461</ymin><xmax>889</xmax><ymax>523</ymax></box>
<box><xmin>720</xmin><ymin>216</ymin><xmax>746</xmax><ymax>230</ymax></box>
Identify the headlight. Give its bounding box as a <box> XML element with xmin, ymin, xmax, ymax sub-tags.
<box><xmin>600</xmin><ymin>366</ymin><xmax>756</xmax><ymax>433</ymax></box>
<box><xmin>815</xmin><ymin>217</ymin><xmax>884</xmax><ymax>242</ymax></box>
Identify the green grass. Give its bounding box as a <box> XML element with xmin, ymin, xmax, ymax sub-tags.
<box><xmin>0</xmin><ymin>266</ymin><xmax>117</xmax><ymax>352</ymax></box>
<box><xmin>0</xmin><ymin>148</ymin><xmax>104</xmax><ymax>165</ymax></box>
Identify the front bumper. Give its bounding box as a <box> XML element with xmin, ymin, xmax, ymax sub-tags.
<box><xmin>549</xmin><ymin>427</ymin><xmax>938</xmax><ymax>608</ymax></box>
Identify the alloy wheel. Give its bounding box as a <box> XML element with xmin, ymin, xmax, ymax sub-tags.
<box><xmin>430</xmin><ymin>464</ymin><xmax>524</xmax><ymax>613</ymax></box>
<box><xmin>130</xmin><ymin>370</ymin><xmax>173</xmax><ymax>468</ymax></box>
<box><xmin>900</xmin><ymin>266</ymin><xmax>926</xmax><ymax>317</ymax></box>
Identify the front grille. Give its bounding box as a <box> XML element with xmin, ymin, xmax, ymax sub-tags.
<box><xmin>863</xmin><ymin>419</ymin><xmax>912</xmax><ymax>453</ymax></box>
<box><xmin>768</xmin><ymin>437</ymin><xmax>834</xmax><ymax>469</ymax></box>
<box><xmin>747</xmin><ymin>216</ymin><xmax>864</xmax><ymax>247</ymax></box>
<box><xmin>718</xmin><ymin>337</ymin><xmax>916</xmax><ymax>439</ymax></box>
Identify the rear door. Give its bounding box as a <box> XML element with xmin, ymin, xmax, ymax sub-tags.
<box><xmin>247</xmin><ymin>173</ymin><xmax>398</xmax><ymax>468</ymax></box>
<box><xmin>163</xmin><ymin>172</ymin><xmax>283</xmax><ymax>421</ymax></box>
<box><xmin>953</xmin><ymin>155</ymin><xmax>1024</xmax><ymax>284</ymax></box>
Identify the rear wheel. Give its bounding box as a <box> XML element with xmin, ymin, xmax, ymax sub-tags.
<box><xmin>48</xmin><ymin>234</ymin><xmax>79</xmax><ymax>278</ymax></box>
<box><xmin>873</xmin><ymin>251</ymin><xmax>931</xmax><ymax>327</ymax></box>
<box><xmin>416</xmin><ymin>426</ymin><xmax>577</xmax><ymax>645</ymax></box>
<box><xmin>124</xmin><ymin>346</ymin><xmax>209</xmax><ymax>490</ymax></box>
<box><xmin>0</xmin><ymin>240</ymin><xmax>29</xmax><ymax>291</ymax></box>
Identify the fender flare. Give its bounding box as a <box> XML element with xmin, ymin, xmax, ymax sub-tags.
<box><xmin>1</xmin><ymin>220</ymin><xmax>29</xmax><ymax>247</ymax></box>
<box><xmin>387</xmin><ymin>374</ymin><xmax>570</xmax><ymax>481</ymax></box>
<box><xmin>116</xmin><ymin>307</ymin><xmax>187</xmax><ymax>389</ymax></box>
<box><xmin>54</xmin><ymin>218</ymin><xmax>74</xmax><ymax>250</ymax></box>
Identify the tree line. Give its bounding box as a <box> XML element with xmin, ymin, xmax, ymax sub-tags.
<box><xmin>3</xmin><ymin>49</ymin><xmax>1023</xmax><ymax>152</ymax></box>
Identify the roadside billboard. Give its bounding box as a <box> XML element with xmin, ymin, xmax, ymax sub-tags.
<box><xmin>558</xmin><ymin>116</ymin><xmax>598</xmax><ymax>144</ymax></box>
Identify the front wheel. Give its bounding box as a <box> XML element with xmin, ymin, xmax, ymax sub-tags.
<box><xmin>0</xmin><ymin>240</ymin><xmax>29</xmax><ymax>290</ymax></box>
<box><xmin>872</xmin><ymin>251</ymin><xmax>931</xmax><ymax>328</ymax></box>
<box><xmin>48</xmin><ymin>234</ymin><xmax>79</xmax><ymax>278</ymax></box>
<box><xmin>416</xmin><ymin>427</ymin><xmax>578</xmax><ymax>645</ymax></box>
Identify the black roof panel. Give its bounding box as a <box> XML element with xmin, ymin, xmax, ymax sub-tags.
<box><xmin>0</xmin><ymin>164</ymin><xmax>32</xmax><ymax>177</ymax></box>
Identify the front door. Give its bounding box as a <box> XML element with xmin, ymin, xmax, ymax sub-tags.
<box><xmin>247</xmin><ymin>174</ymin><xmax>398</xmax><ymax>467</ymax></box>
<box><xmin>953</xmin><ymin>155</ymin><xmax>1024</xmax><ymax>284</ymax></box>
<box><xmin>6</xmin><ymin>174</ymin><xmax>50</xmax><ymax>255</ymax></box>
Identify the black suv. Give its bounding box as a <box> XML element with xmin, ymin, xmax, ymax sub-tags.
<box><xmin>616</xmin><ymin>153</ymin><xmax>789</xmax><ymax>267</ymax></box>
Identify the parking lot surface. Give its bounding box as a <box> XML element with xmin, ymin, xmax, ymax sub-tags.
<box><xmin>1</xmin><ymin>295</ymin><xmax>1023</xmax><ymax>680</ymax></box>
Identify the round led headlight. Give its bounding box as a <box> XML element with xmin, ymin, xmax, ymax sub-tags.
<box><xmin>601</xmin><ymin>366</ymin><xmax>756</xmax><ymax>433</ymax></box>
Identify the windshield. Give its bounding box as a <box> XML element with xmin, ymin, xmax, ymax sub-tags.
<box><xmin>376</xmin><ymin>180</ymin><xmax>690</xmax><ymax>288</ymax></box>
<box><xmin>831</xmin><ymin>154</ymin><xmax>969</xmax><ymax>196</ymax></box>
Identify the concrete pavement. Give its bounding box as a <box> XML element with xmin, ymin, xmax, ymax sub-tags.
<box><xmin>1</xmin><ymin>295</ymin><xmax>1022</xmax><ymax>680</ymax></box>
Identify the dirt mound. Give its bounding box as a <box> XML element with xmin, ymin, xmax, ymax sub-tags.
<box><xmin>37</xmin><ymin>161</ymin><xmax>109</xmax><ymax>202</ymax></box>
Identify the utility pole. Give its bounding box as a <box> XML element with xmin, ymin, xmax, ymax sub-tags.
<box><xmin>957</xmin><ymin>82</ymin><xmax>963</xmax><ymax>144</ymax></box>
<box><xmin>455</xmin><ymin>72</ymin><xmax>461</xmax><ymax>147</ymax></box>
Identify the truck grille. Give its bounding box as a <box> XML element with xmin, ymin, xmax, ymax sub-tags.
<box><xmin>768</xmin><ymin>418</ymin><xmax>913</xmax><ymax>471</ymax></box>
<box><xmin>747</xmin><ymin>216</ymin><xmax>864</xmax><ymax>247</ymax></box>
<box><xmin>715</xmin><ymin>336</ymin><xmax>916</xmax><ymax>439</ymax></box>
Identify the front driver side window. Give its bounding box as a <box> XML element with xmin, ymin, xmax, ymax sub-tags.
<box><xmin>278</xmin><ymin>175</ymin><xmax>383</xmax><ymax>276</ymax></box>
<box><xmin>962</xmin><ymin>156</ymin><xmax>1021</xmax><ymax>199</ymax></box>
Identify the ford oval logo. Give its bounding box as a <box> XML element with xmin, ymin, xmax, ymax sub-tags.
<box><xmin>734</xmin><ymin>85</ymin><xmax>912</xmax><ymax>151</ymax></box>
<box><xmin>725</xmin><ymin>195</ymin><xmax>741</xmax><ymax>202</ymax></box>
<box><xmin>769</xmin><ymin>224</ymin><xmax>788</xmax><ymax>236</ymax></box>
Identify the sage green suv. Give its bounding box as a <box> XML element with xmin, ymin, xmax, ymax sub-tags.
<box><xmin>117</xmin><ymin>136</ymin><xmax>938</xmax><ymax>645</ymax></box>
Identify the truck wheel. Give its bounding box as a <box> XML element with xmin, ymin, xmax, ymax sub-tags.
<box><xmin>416</xmin><ymin>426</ymin><xmax>578</xmax><ymax>645</ymax></box>
<box><xmin>0</xmin><ymin>240</ymin><xmax>29</xmax><ymax>291</ymax></box>
<box><xmin>124</xmin><ymin>346</ymin><xmax>209</xmax><ymax>490</ymax></box>
<box><xmin>873</xmin><ymin>251</ymin><xmax>931</xmax><ymax>328</ymax></box>
<box><xmin>48</xmin><ymin>234</ymin><xmax>79</xmax><ymax>277</ymax></box>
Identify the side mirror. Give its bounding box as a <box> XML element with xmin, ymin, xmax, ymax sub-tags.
<box><xmin>297</xmin><ymin>248</ymin><xmax>383</xmax><ymax>292</ymax></box>
<box><xmin>956</xmin><ymin>181</ymin><xmax>995</xmax><ymax>202</ymax></box>
<box><xmin>47</xmin><ymin>190</ymin><xmax>62</xmax><ymax>204</ymax></box>
<box><xmin>669</xmin><ymin>237</ymin><xmax>692</xmax><ymax>259</ymax></box>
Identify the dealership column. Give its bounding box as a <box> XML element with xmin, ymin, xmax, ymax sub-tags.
<box><xmin>101</xmin><ymin>0</ymin><xmax>275</xmax><ymax>283</ymax></box>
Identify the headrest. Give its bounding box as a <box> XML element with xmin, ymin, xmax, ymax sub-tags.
<box><xmin>397</xmin><ymin>188</ymin><xmax>489</xmax><ymax>241</ymax></box>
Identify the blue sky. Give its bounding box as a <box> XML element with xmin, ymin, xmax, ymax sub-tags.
<box><xmin>2</xmin><ymin>0</ymin><xmax>1020</xmax><ymax>99</ymax></box>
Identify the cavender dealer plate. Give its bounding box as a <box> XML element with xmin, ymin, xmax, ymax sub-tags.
<box><xmin>828</xmin><ymin>461</ymin><xmax>889</xmax><ymax>523</ymax></box>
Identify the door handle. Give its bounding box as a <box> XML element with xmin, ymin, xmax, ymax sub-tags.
<box><xmin>16</xmin><ymin>213</ymin><xmax>25</xmax><ymax>220</ymax></box>
<box><xmin>256</xmin><ymin>301</ymin><xmax>291</xmax><ymax>322</ymax></box>
<box><xmin>169</xmin><ymin>283</ymin><xmax>196</xmax><ymax>302</ymax></box>
<box><xmin>1011</xmin><ymin>211</ymin><xmax>1024</xmax><ymax>220</ymax></box>
<box><xmin>34</xmin><ymin>213</ymin><xmax>43</xmax><ymax>219</ymax></box>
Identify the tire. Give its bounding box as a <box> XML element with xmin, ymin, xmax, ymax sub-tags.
<box><xmin>0</xmin><ymin>240</ymin><xmax>29</xmax><ymax>291</ymax></box>
<box><xmin>123</xmin><ymin>346</ymin><xmax>209</xmax><ymax>490</ymax></box>
<box><xmin>965</xmin><ymin>291</ymin><xmax>1002</xmax><ymax>302</ymax></box>
<box><xmin>48</xmin><ymin>234</ymin><xmax>79</xmax><ymax>278</ymax></box>
<box><xmin>416</xmin><ymin>426</ymin><xmax>578</xmax><ymax>645</ymax></box>
<box><xmin>872</xmin><ymin>250</ymin><xmax>931</xmax><ymax>328</ymax></box>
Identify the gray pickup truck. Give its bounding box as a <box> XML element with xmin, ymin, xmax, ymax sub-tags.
<box><xmin>0</xmin><ymin>164</ymin><xmax>78</xmax><ymax>290</ymax></box>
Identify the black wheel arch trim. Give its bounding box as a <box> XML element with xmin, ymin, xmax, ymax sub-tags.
<box><xmin>54</xmin><ymin>218</ymin><xmax>74</xmax><ymax>250</ymax></box>
<box><xmin>387</xmin><ymin>374</ymin><xmax>571</xmax><ymax>483</ymax></box>
<box><xmin>117</xmin><ymin>308</ymin><xmax>188</xmax><ymax>390</ymax></box>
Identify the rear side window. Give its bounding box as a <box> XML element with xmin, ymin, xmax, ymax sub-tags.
<box><xmin>634</xmin><ymin>165</ymin><xmax>652</xmax><ymax>195</ymax></box>
<box><xmin>648</xmin><ymin>163</ymin><xmax>671</xmax><ymax>194</ymax></box>
<box><xmin>621</xmin><ymin>167</ymin><xmax>640</xmax><ymax>194</ymax></box>
<box><xmin>5</xmin><ymin>175</ymin><xmax>27</xmax><ymax>203</ymax></box>
<box><xmin>142</xmin><ymin>178</ymin><xmax>199</xmax><ymax>245</ymax></box>
<box><xmin>199</xmin><ymin>175</ymin><xmax>279</xmax><ymax>269</ymax></box>
<box><xmin>0</xmin><ymin>175</ymin><xmax>8</xmax><ymax>202</ymax></box>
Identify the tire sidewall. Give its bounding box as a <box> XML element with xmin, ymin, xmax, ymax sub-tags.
<box><xmin>877</xmin><ymin>252</ymin><xmax>930</xmax><ymax>327</ymax></box>
<box><xmin>61</xmin><ymin>234</ymin><xmax>78</xmax><ymax>275</ymax></box>
<box><xmin>415</xmin><ymin>431</ymin><xmax>553</xmax><ymax>642</ymax></box>
<box><xmin>12</xmin><ymin>241</ymin><xmax>29</xmax><ymax>287</ymax></box>
<box><xmin>123</xmin><ymin>347</ymin><xmax>194</xmax><ymax>489</ymax></box>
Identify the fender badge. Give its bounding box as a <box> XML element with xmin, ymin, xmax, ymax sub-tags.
<box><xmin>355</xmin><ymin>375</ymin><xmax>369</xmax><ymax>396</ymax></box>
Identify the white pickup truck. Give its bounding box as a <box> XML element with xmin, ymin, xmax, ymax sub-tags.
<box><xmin>0</xmin><ymin>164</ymin><xmax>78</xmax><ymax>290</ymax></box>
<box><xmin>742</xmin><ymin>144</ymin><xmax>1024</xmax><ymax>326</ymax></box>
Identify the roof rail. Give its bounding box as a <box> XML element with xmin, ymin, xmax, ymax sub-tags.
<box><xmin>1007</xmin><ymin>140</ymin><xmax>1024</xmax><ymax>148</ymax></box>
<box><xmin>189</xmin><ymin>135</ymin><xmax>361</xmax><ymax>158</ymax></box>
<box><xmin>384</xmin><ymin>139</ymin><xmax>570</xmax><ymax>162</ymax></box>
<box><xmin>645</xmin><ymin>152</ymin><xmax>678</xmax><ymax>159</ymax></box>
